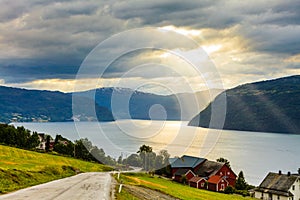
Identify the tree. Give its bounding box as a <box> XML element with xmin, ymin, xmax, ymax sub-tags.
<box><xmin>90</xmin><ymin>147</ymin><xmax>106</xmax><ymax>163</ymax></box>
<box><xmin>155</xmin><ymin>155</ymin><xmax>163</xmax><ymax>170</ymax></box>
<box><xmin>26</xmin><ymin>132</ymin><xmax>40</xmax><ymax>149</ymax></box>
<box><xmin>74</xmin><ymin>138</ymin><xmax>93</xmax><ymax>160</ymax></box>
<box><xmin>124</xmin><ymin>154</ymin><xmax>142</xmax><ymax>167</ymax></box>
<box><xmin>154</xmin><ymin>150</ymin><xmax>171</xmax><ymax>175</ymax></box>
<box><xmin>137</xmin><ymin>144</ymin><xmax>152</xmax><ymax>154</ymax></box>
<box><xmin>137</xmin><ymin>144</ymin><xmax>153</xmax><ymax>171</ymax></box>
<box><xmin>216</xmin><ymin>157</ymin><xmax>231</xmax><ymax>168</ymax></box>
<box><xmin>235</xmin><ymin>171</ymin><xmax>248</xmax><ymax>190</ymax></box>
<box><xmin>159</xmin><ymin>149</ymin><xmax>170</xmax><ymax>167</ymax></box>
<box><xmin>45</xmin><ymin>135</ymin><xmax>51</xmax><ymax>152</ymax></box>
<box><xmin>117</xmin><ymin>155</ymin><xmax>123</xmax><ymax>164</ymax></box>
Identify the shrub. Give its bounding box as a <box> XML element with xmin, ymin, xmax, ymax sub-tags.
<box><xmin>224</xmin><ymin>185</ymin><xmax>235</xmax><ymax>194</ymax></box>
<box><xmin>235</xmin><ymin>189</ymin><xmax>250</xmax><ymax>197</ymax></box>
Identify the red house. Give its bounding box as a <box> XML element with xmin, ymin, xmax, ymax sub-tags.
<box><xmin>207</xmin><ymin>175</ymin><xmax>229</xmax><ymax>192</ymax></box>
<box><xmin>169</xmin><ymin>155</ymin><xmax>237</xmax><ymax>192</ymax></box>
<box><xmin>195</xmin><ymin>160</ymin><xmax>237</xmax><ymax>187</ymax></box>
<box><xmin>189</xmin><ymin>176</ymin><xmax>207</xmax><ymax>189</ymax></box>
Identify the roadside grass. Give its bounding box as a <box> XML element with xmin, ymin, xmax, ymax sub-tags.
<box><xmin>119</xmin><ymin>173</ymin><xmax>254</xmax><ymax>200</ymax></box>
<box><xmin>115</xmin><ymin>186</ymin><xmax>140</xmax><ymax>200</ymax></box>
<box><xmin>0</xmin><ymin>145</ymin><xmax>113</xmax><ymax>194</ymax></box>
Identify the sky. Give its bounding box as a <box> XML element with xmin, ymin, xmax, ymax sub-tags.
<box><xmin>0</xmin><ymin>0</ymin><xmax>300</xmax><ymax>94</ymax></box>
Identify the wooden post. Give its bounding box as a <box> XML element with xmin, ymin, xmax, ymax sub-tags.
<box><xmin>118</xmin><ymin>184</ymin><xmax>123</xmax><ymax>193</ymax></box>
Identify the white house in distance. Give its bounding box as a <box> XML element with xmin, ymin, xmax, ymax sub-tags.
<box><xmin>254</xmin><ymin>170</ymin><xmax>300</xmax><ymax>200</ymax></box>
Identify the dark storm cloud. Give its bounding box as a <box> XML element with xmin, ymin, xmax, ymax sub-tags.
<box><xmin>0</xmin><ymin>0</ymin><xmax>299</xmax><ymax>86</ymax></box>
<box><xmin>111</xmin><ymin>0</ymin><xmax>240</xmax><ymax>29</ymax></box>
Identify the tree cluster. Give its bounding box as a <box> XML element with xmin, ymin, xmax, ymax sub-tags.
<box><xmin>137</xmin><ymin>145</ymin><xmax>171</xmax><ymax>176</ymax></box>
<box><xmin>0</xmin><ymin>124</ymin><xmax>39</xmax><ymax>149</ymax></box>
<box><xmin>52</xmin><ymin>135</ymin><xmax>116</xmax><ymax>165</ymax></box>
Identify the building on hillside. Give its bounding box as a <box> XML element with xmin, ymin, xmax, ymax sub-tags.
<box><xmin>174</xmin><ymin>169</ymin><xmax>195</xmax><ymax>182</ymax></box>
<box><xmin>195</xmin><ymin>160</ymin><xmax>237</xmax><ymax>186</ymax></box>
<box><xmin>254</xmin><ymin>170</ymin><xmax>300</xmax><ymax>200</ymax></box>
<box><xmin>170</xmin><ymin>155</ymin><xmax>237</xmax><ymax>192</ymax></box>
<box><xmin>207</xmin><ymin>175</ymin><xmax>229</xmax><ymax>192</ymax></box>
<box><xmin>36</xmin><ymin>133</ymin><xmax>54</xmax><ymax>150</ymax></box>
<box><xmin>37</xmin><ymin>133</ymin><xmax>46</xmax><ymax>150</ymax></box>
<box><xmin>189</xmin><ymin>176</ymin><xmax>207</xmax><ymax>189</ymax></box>
<box><xmin>169</xmin><ymin>155</ymin><xmax>206</xmax><ymax>178</ymax></box>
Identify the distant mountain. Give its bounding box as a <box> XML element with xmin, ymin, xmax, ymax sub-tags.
<box><xmin>189</xmin><ymin>75</ymin><xmax>300</xmax><ymax>134</ymax></box>
<box><xmin>74</xmin><ymin>88</ymin><xmax>221</xmax><ymax>121</ymax></box>
<box><xmin>0</xmin><ymin>85</ymin><xmax>221</xmax><ymax>123</ymax></box>
<box><xmin>0</xmin><ymin>86</ymin><xmax>113</xmax><ymax>123</ymax></box>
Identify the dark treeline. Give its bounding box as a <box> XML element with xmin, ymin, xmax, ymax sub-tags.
<box><xmin>0</xmin><ymin>124</ymin><xmax>40</xmax><ymax>149</ymax></box>
<box><xmin>0</xmin><ymin>124</ymin><xmax>115</xmax><ymax>165</ymax></box>
<box><xmin>53</xmin><ymin>136</ymin><xmax>116</xmax><ymax>166</ymax></box>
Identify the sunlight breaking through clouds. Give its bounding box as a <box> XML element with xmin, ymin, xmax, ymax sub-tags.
<box><xmin>0</xmin><ymin>0</ymin><xmax>299</xmax><ymax>92</ymax></box>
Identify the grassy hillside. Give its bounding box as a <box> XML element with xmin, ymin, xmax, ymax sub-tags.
<box><xmin>189</xmin><ymin>75</ymin><xmax>300</xmax><ymax>134</ymax></box>
<box><xmin>0</xmin><ymin>145</ymin><xmax>112</xmax><ymax>194</ymax></box>
<box><xmin>118</xmin><ymin>173</ymin><xmax>252</xmax><ymax>200</ymax></box>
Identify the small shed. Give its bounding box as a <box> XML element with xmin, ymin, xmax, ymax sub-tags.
<box><xmin>189</xmin><ymin>176</ymin><xmax>207</xmax><ymax>189</ymax></box>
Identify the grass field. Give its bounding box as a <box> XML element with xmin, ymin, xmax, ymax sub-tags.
<box><xmin>115</xmin><ymin>187</ymin><xmax>140</xmax><ymax>200</ymax></box>
<box><xmin>119</xmin><ymin>173</ymin><xmax>254</xmax><ymax>200</ymax></box>
<box><xmin>0</xmin><ymin>145</ymin><xmax>113</xmax><ymax>194</ymax></box>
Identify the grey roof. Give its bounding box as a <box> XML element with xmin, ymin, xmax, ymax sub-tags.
<box><xmin>169</xmin><ymin>155</ymin><xmax>206</xmax><ymax>168</ymax></box>
<box><xmin>174</xmin><ymin>168</ymin><xmax>190</xmax><ymax>176</ymax></box>
<box><xmin>195</xmin><ymin>160</ymin><xmax>224</xmax><ymax>177</ymax></box>
<box><xmin>256</xmin><ymin>172</ymin><xmax>299</xmax><ymax>197</ymax></box>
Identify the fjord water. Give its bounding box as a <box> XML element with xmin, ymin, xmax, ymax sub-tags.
<box><xmin>14</xmin><ymin>120</ymin><xmax>300</xmax><ymax>186</ymax></box>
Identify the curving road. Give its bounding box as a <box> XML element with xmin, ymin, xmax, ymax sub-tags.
<box><xmin>0</xmin><ymin>172</ymin><xmax>112</xmax><ymax>200</ymax></box>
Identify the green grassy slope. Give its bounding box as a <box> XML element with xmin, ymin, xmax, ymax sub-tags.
<box><xmin>119</xmin><ymin>173</ymin><xmax>253</xmax><ymax>200</ymax></box>
<box><xmin>0</xmin><ymin>145</ymin><xmax>112</xmax><ymax>194</ymax></box>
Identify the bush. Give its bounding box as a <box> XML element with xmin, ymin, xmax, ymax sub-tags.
<box><xmin>224</xmin><ymin>185</ymin><xmax>235</xmax><ymax>194</ymax></box>
<box><xmin>180</xmin><ymin>175</ymin><xmax>187</xmax><ymax>184</ymax></box>
<box><xmin>235</xmin><ymin>189</ymin><xmax>250</xmax><ymax>197</ymax></box>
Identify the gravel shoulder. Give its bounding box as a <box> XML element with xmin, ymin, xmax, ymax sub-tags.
<box><xmin>123</xmin><ymin>184</ymin><xmax>179</xmax><ymax>200</ymax></box>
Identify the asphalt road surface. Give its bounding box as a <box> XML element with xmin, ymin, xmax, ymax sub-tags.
<box><xmin>0</xmin><ymin>172</ymin><xmax>112</xmax><ymax>200</ymax></box>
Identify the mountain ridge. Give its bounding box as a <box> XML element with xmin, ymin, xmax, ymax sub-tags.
<box><xmin>188</xmin><ymin>75</ymin><xmax>300</xmax><ymax>134</ymax></box>
<box><xmin>0</xmin><ymin>85</ymin><xmax>220</xmax><ymax>123</ymax></box>
<box><xmin>0</xmin><ymin>86</ymin><xmax>114</xmax><ymax>123</ymax></box>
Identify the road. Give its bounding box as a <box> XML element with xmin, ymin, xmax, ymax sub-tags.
<box><xmin>0</xmin><ymin>172</ymin><xmax>112</xmax><ymax>200</ymax></box>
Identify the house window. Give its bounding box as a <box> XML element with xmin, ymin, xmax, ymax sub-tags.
<box><xmin>201</xmin><ymin>182</ymin><xmax>205</xmax><ymax>187</ymax></box>
<box><xmin>227</xmin><ymin>172</ymin><xmax>230</xmax><ymax>175</ymax></box>
<box><xmin>292</xmin><ymin>185</ymin><xmax>295</xmax><ymax>190</ymax></box>
<box><xmin>277</xmin><ymin>195</ymin><xmax>280</xmax><ymax>200</ymax></box>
